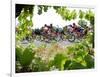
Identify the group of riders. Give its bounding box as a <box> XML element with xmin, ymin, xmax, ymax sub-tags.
<box><xmin>67</xmin><ymin>23</ymin><xmax>89</xmax><ymax>37</ymax></box>
<box><xmin>16</xmin><ymin>22</ymin><xmax>90</xmax><ymax>42</ymax></box>
<box><xmin>31</xmin><ymin>23</ymin><xmax>90</xmax><ymax>42</ymax></box>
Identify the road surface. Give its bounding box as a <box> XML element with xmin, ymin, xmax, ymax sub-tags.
<box><xmin>21</xmin><ymin>39</ymin><xmax>75</xmax><ymax>48</ymax></box>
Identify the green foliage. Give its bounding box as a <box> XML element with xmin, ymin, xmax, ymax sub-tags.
<box><xmin>63</xmin><ymin>38</ymin><xmax>94</xmax><ymax>70</ymax></box>
<box><xmin>32</xmin><ymin>57</ymin><xmax>49</xmax><ymax>72</ymax></box>
<box><xmin>16</xmin><ymin>7</ymin><xmax>33</xmax><ymax>41</ymax></box>
<box><xmin>38</xmin><ymin>5</ymin><xmax>42</xmax><ymax>15</ymax></box>
<box><xmin>36</xmin><ymin>5</ymin><xmax>94</xmax><ymax>23</ymax></box>
<box><xmin>16</xmin><ymin>44</ymin><xmax>35</xmax><ymax>68</ymax></box>
<box><xmin>78</xmin><ymin>20</ymin><xmax>87</xmax><ymax>28</ymax></box>
<box><xmin>16</xmin><ymin>44</ymin><xmax>35</xmax><ymax>72</ymax></box>
<box><xmin>53</xmin><ymin>54</ymin><xmax>67</xmax><ymax>70</ymax></box>
<box><xmin>16</xmin><ymin>45</ymin><xmax>23</xmax><ymax>61</ymax></box>
<box><xmin>86</xmin><ymin>32</ymin><xmax>93</xmax><ymax>44</ymax></box>
<box><xmin>64</xmin><ymin>60</ymin><xmax>71</xmax><ymax>70</ymax></box>
<box><xmin>79</xmin><ymin>10</ymin><xmax>85</xmax><ymax>19</ymax></box>
<box><xmin>43</xmin><ymin>6</ymin><xmax>49</xmax><ymax>12</ymax></box>
<box><xmin>16</xmin><ymin>39</ymin><xmax>94</xmax><ymax>72</ymax></box>
<box><xmin>68</xmin><ymin>61</ymin><xmax>86</xmax><ymax>70</ymax></box>
<box><xmin>90</xmin><ymin>16</ymin><xmax>94</xmax><ymax>26</ymax></box>
<box><xmin>71</xmin><ymin>10</ymin><xmax>77</xmax><ymax>19</ymax></box>
<box><xmin>85</xmin><ymin>10</ymin><xmax>94</xmax><ymax>25</ymax></box>
<box><xmin>19</xmin><ymin>47</ymin><xmax>34</xmax><ymax>67</ymax></box>
<box><xmin>53</xmin><ymin>6</ymin><xmax>60</xmax><ymax>11</ymax></box>
<box><xmin>55</xmin><ymin>7</ymin><xmax>77</xmax><ymax>21</ymax></box>
<box><xmin>37</xmin><ymin>5</ymin><xmax>49</xmax><ymax>15</ymax></box>
<box><xmin>84</xmin><ymin>54</ymin><xmax>94</xmax><ymax>68</ymax></box>
<box><xmin>16</xmin><ymin>5</ymin><xmax>94</xmax><ymax>72</ymax></box>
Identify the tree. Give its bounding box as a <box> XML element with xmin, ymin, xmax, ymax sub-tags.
<box><xmin>55</xmin><ymin>7</ymin><xmax>77</xmax><ymax>21</ymax></box>
<box><xmin>85</xmin><ymin>10</ymin><xmax>94</xmax><ymax>26</ymax></box>
<box><xmin>16</xmin><ymin>5</ymin><xmax>34</xmax><ymax>41</ymax></box>
<box><xmin>79</xmin><ymin>10</ymin><xmax>85</xmax><ymax>19</ymax></box>
<box><xmin>78</xmin><ymin>20</ymin><xmax>87</xmax><ymax>28</ymax></box>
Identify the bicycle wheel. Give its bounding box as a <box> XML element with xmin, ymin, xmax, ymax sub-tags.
<box><xmin>36</xmin><ymin>35</ymin><xmax>41</xmax><ymax>41</ymax></box>
<box><xmin>54</xmin><ymin>35</ymin><xmax>61</xmax><ymax>42</ymax></box>
<box><xmin>68</xmin><ymin>33</ymin><xmax>75</xmax><ymax>42</ymax></box>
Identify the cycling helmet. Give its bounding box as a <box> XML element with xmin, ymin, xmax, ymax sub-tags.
<box><xmin>73</xmin><ymin>23</ymin><xmax>76</xmax><ymax>25</ymax></box>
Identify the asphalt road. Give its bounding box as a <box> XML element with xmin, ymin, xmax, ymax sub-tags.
<box><xmin>21</xmin><ymin>39</ymin><xmax>74</xmax><ymax>48</ymax></box>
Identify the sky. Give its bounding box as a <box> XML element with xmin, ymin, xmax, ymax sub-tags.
<box><xmin>32</xmin><ymin>6</ymin><xmax>94</xmax><ymax>29</ymax></box>
<box><xmin>16</xmin><ymin>6</ymin><xmax>94</xmax><ymax>29</ymax></box>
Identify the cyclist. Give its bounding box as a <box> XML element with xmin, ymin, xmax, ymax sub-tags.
<box><xmin>72</xmin><ymin>23</ymin><xmax>84</xmax><ymax>37</ymax></box>
<box><xmin>43</xmin><ymin>24</ymin><xmax>49</xmax><ymax>33</ymax></box>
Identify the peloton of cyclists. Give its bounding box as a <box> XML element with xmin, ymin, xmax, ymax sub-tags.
<box><xmin>69</xmin><ymin>23</ymin><xmax>86</xmax><ymax>37</ymax></box>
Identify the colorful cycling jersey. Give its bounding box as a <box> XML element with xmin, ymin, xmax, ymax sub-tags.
<box><xmin>77</xmin><ymin>27</ymin><xmax>84</xmax><ymax>33</ymax></box>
